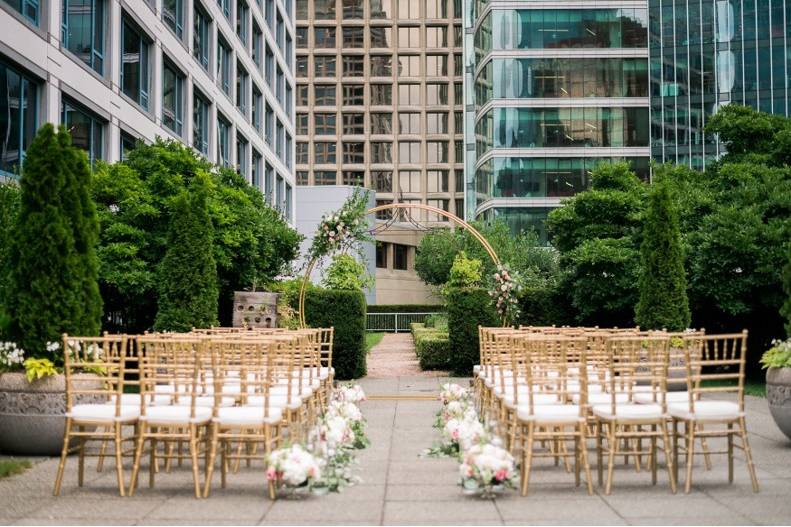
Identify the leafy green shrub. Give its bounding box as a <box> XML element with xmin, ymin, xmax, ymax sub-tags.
<box><xmin>783</xmin><ymin>243</ymin><xmax>791</xmax><ymax>338</ymax></box>
<box><xmin>447</xmin><ymin>252</ymin><xmax>482</xmax><ymax>289</ymax></box>
<box><xmin>304</xmin><ymin>288</ymin><xmax>366</xmax><ymax>380</ymax></box>
<box><xmin>368</xmin><ymin>304</ymin><xmax>444</xmax><ymax>313</ymax></box>
<box><xmin>446</xmin><ymin>287</ymin><xmax>498</xmax><ymax>375</ymax></box>
<box><xmin>0</xmin><ymin>182</ymin><xmax>20</xmax><ymax>333</ymax></box>
<box><xmin>761</xmin><ymin>339</ymin><xmax>791</xmax><ymax>369</ymax></box>
<box><xmin>154</xmin><ymin>175</ymin><xmax>218</xmax><ymax>331</ymax></box>
<box><xmin>322</xmin><ymin>254</ymin><xmax>373</xmax><ymax>291</ymax></box>
<box><xmin>6</xmin><ymin>124</ymin><xmax>101</xmax><ymax>360</ymax></box>
<box><xmin>424</xmin><ymin>313</ymin><xmax>449</xmax><ymax>331</ymax></box>
<box><xmin>416</xmin><ymin>334</ymin><xmax>452</xmax><ymax>370</ymax></box>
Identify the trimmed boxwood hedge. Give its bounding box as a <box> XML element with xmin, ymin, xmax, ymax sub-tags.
<box><xmin>368</xmin><ymin>304</ymin><xmax>445</xmax><ymax>313</ymax></box>
<box><xmin>411</xmin><ymin>322</ymin><xmax>452</xmax><ymax>370</ymax></box>
<box><xmin>446</xmin><ymin>287</ymin><xmax>498</xmax><ymax>375</ymax></box>
<box><xmin>304</xmin><ymin>288</ymin><xmax>367</xmax><ymax>380</ymax></box>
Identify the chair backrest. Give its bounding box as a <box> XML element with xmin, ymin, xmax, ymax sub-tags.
<box><xmin>62</xmin><ymin>334</ymin><xmax>129</xmax><ymax>416</ymax></box>
<box><xmin>602</xmin><ymin>336</ymin><xmax>670</xmax><ymax>413</ymax></box>
<box><xmin>682</xmin><ymin>331</ymin><xmax>748</xmax><ymax>413</ymax></box>
<box><xmin>136</xmin><ymin>337</ymin><xmax>206</xmax><ymax>418</ymax></box>
<box><xmin>209</xmin><ymin>338</ymin><xmax>278</xmax><ymax>418</ymax></box>
<box><xmin>319</xmin><ymin>327</ymin><xmax>334</xmax><ymax>370</ymax></box>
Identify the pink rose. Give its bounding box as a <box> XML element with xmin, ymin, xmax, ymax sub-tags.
<box><xmin>266</xmin><ymin>467</ymin><xmax>278</xmax><ymax>481</ymax></box>
<box><xmin>495</xmin><ymin>469</ymin><xmax>508</xmax><ymax>481</ymax></box>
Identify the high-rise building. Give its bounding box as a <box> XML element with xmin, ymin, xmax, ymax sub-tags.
<box><xmin>0</xmin><ymin>0</ymin><xmax>296</xmax><ymax>220</ymax></box>
<box><xmin>294</xmin><ymin>0</ymin><xmax>466</xmax><ymax>223</ymax></box>
<box><xmin>649</xmin><ymin>0</ymin><xmax>790</xmax><ymax>170</ymax></box>
<box><xmin>464</xmin><ymin>0</ymin><xmax>651</xmax><ymax>241</ymax></box>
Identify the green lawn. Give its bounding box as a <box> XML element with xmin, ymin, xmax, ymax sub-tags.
<box><xmin>365</xmin><ymin>332</ymin><xmax>385</xmax><ymax>353</ymax></box>
<box><xmin>0</xmin><ymin>459</ymin><xmax>31</xmax><ymax>479</ymax></box>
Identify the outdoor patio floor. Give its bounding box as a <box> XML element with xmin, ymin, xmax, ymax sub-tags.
<box><xmin>1</xmin><ymin>372</ymin><xmax>790</xmax><ymax>525</ymax></box>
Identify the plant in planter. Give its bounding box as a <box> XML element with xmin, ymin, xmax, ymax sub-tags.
<box><xmin>0</xmin><ymin>124</ymin><xmax>102</xmax><ymax>455</ymax></box>
<box><xmin>761</xmin><ymin>338</ymin><xmax>791</xmax><ymax>440</ymax></box>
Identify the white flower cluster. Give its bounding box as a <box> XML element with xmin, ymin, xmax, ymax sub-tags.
<box><xmin>0</xmin><ymin>342</ymin><xmax>25</xmax><ymax>370</ymax></box>
<box><xmin>333</xmin><ymin>383</ymin><xmax>366</xmax><ymax>404</ymax></box>
<box><xmin>489</xmin><ymin>264</ymin><xmax>521</xmax><ymax>321</ymax></box>
<box><xmin>443</xmin><ymin>416</ymin><xmax>488</xmax><ymax>452</ymax></box>
<box><xmin>266</xmin><ymin>444</ymin><xmax>323</xmax><ymax>487</ymax></box>
<box><xmin>309</xmin><ymin>414</ymin><xmax>355</xmax><ymax>459</ymax></box>
<box><xmin>459</xmin><ymin>443</ymin><xmax>517</xmax><ymax>490</ymax></box>
<box><xmin>439</xmin><ymin>382</ymin><xmax>470</xmax><ymax>404</ymax></box>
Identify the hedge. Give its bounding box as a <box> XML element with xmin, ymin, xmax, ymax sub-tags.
<box><xmin>447</xmin><ymin>287</ymin><xmax>498</xmax><ymax>375</ymax></box>
<box><xmin>368</xmin><ymin>304</ymin><xmax>445</xmax><ymax>313</ymax></box>
<box><xmin>304</xmin><ymin>288</ymin><xmax>367</xmax><ymax>380</ymax></box>
<box><xmin>410</xmin><ymin>323</ymin><xmax>452</xmax><ymax>370</ymax></box>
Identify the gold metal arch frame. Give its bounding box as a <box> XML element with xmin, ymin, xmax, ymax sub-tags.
<box><xmin>298</xmin><ymin>202</ymin><xmax>501</xmax><ymax>328</ymax></box>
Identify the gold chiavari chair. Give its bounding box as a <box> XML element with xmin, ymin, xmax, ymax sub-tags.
<box><xmin>592</xmin><ymin>336</ymin><xmax>677</xmax><ymax>495</ymax></box>
<box><xmin>129</xmin><ymin>337</ymin><xmax>212</xmax><ymax>498</ymax></box>
<box><xmin>203</xmin><ymin>338</ymin><xmax>283</xmax><ymax>498</ymax></box>
<box><xmin>318</xmin><ymin>327</ymin><xmax>335</xmax><ymax>405</ymax></box>
<box><xmin>513</xmin><ymin>335</ymin><xmax>594</xmax><ymax>496</ymax></box>
<box><xmin>669</xmin><ymin>331</ymin><xmax>759</xmax><ymax>493</ymax></box>
<box><xmin>54</xmin><ymin>334</ymin><xmax>138</xmax><ymax>497</ymax></box>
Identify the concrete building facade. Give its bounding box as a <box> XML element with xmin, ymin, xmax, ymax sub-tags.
<box><xmin>0</xmin><ymin>0</ymin><xmax>296</xmax><ymax>219</ymax></box>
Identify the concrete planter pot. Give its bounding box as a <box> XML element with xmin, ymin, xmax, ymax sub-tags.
<box><xmin>766</xmin><ymin>367</ymin><xmax>791</xmax><ymax>441</ymax></box>
<box><xmin>0</xmin><ymin>373</ymin><xmax>102</xmax><ymax>455</ymax></box>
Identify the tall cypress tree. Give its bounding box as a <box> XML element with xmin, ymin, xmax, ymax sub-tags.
<box><xmin>782</xmin><ymin>242</ymin><xmax>791</xmax><ymax>338</ymax></box>
<box><xmin>635</xmin><ymin>177</ymin><xmax>691</xmax><ymax>331</ymax></box>
<box><xmin>154</xmin><ymin>173</ymin><xmax>219</xmax><ymax>331</ymax></box>
<box><xmin>7</xmin><ymin>124</ymin><xmax>101</xmax><ymax>360</ymax></box>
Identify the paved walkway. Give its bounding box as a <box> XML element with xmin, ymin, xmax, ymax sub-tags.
<box><xmin>365</xmin><ymin>333</ymin><xmax>447</xmax><ymax>379</ymax></box>
<box><xmin>2</xmin><ymin>374</ymin><xmax>791</xmax><ymax>524</ymax></box>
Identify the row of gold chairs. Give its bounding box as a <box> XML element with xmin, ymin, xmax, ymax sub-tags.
<box><xmin>53</xmin><ymin>327</ymin><xmax>334</xmax><ymax>499</ymax></box>
<box><xmin>476</xmin><ymin>326</ymin><xmax>759</xmax><ymax>496</ymax></box>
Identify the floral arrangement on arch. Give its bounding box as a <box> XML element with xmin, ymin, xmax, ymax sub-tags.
<box><xmin>489</xmin><ymin>263</ymin><xmax>522</xmax><ymax>326</ymax></box>
<box><xmin>307</xmin><ymin>188</ymin><xmax>372</xmax><ymax>262</ymax></box>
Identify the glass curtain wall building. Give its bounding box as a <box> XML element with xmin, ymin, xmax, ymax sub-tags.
<box><xmin>649</xmin><ymin>0</ymin><xmax>790</xmax><ymax>169</ymax></box>
<box><xmin>0</xmin><ymin>0</ymin><xmax>296</xmax><ymax>220</ymax></box>
<box><xmin>464</xmin><ymin>0</ymin><xmax>651</xmax><ymax>241</ymax></box>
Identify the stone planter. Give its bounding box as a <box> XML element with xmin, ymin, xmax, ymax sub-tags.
<box><xmin>766</xmin><ymin>367</ymin><xmax>791</xmax><ymax>441</ymax></box>
<box><xmin>0</xmin><ymin>373</ymin><xmax>102</xmax><ymax>455</ymax></box>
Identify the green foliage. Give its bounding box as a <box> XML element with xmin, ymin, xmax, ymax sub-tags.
<box><xmin>783</xmin><ymin>243</ymin><xmax>791</xmax><ymax>338</ymax></box>
<box><xmin>93</xmin><ymin>139</ymin><xmax>301</xmax><ymax>331</ymax></box>
<box><xmin>411</xmin><ymin>322</ymin><xmax>451</xmax><ymax>370</ymax></box>
<box><xmin>365</xmin><ymin>332</ymin><xmax>384</xmax><ymax>353</ymax></box>
<box><xmin>517</xmin><ymin>282</ymin><xmax>572</xmax><ymax>327</ymax></box>
<box><xmin>0</xmin><ymin>182</ymin><xmax>20</xmax><ymax>333</ymax></box>
<box><xmin>760</xmin><ymin>339</ymin><xmax>791</xmax><ymax>369</ymax></box>
<box><xmin>635</xmin><ymin>176</ymin><xmax>691</xmax><ymax>331</ymax></box>
<box><xmin>367</xmin><ymin>304</ymin><xmax>445</xmax><ymax>313</ymax></box>
<box><xmin>424</xmin><ymin>313</ymin><xmax>448</xmax><ymax>331</ymax></box>
<box><xmin>446</xmin><ymin>287</ymin><xmax>498</xmax><ymax>375</ymax></box>
<box><xmin>303</xmin><ymin>288</ymin><xmax>367</xmax><ymax>380</ymax></box>
<box><xmin>154</xmin><ymin>174</ymin><xmax>218</xmax><ymax>332</ymax></box>
<box><xmin>322</xmin><ymin>254</ymin><xmax>374</xmax><ymax>291</ymax></box>
<box><xmin>23</xmin><ymin>357</ymin><xmax>58</xmax><ymax>382</ymax></box>
<box><xmin>0</xmin><ymin>459</ymin><xmax>32</xmax><ymax>479</ymax></box>
<box><xmin>705</xmin><ymin>104</ymin><xmax>791</xmax><ymax>166</ymax></box>
<box><xmin>446</xmin><ymin>252</ymin><xmax>483</xmax><ymax>289</ymax></box>
<box><xmin>6</xmin><ymin>124</ymin><xmax>102</xmax><ymax>360</ymax></box>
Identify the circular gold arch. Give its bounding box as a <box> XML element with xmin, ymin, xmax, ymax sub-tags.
<box><xmin>298</xmin><ymin>202</ymin><xmax>500</xmax><ymax>328</ymax></box>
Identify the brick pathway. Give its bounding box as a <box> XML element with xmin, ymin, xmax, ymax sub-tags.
<box><xmin>365</xmin><ymin>333</ymin><xmax>447</xmax><ymax>379</ymax></box>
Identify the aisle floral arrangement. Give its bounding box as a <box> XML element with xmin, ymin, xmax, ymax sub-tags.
<box><xmin>267</xmin><ymin>383</ymin><xmax>369</xmax><ymax>497</ymax></box>
<box><xmin>423</xmin><ymin>382</ymin><xmax>518</xmax><ymax>498</ymax></box>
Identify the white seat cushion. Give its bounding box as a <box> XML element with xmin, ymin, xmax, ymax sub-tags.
<box><xmin>213</xmin><ymin>405</ymin><xmax>283</xmax><ymax>426</ymax></box>
<box><xmin>503</xmin><ymin>392</ymin><xmax>563</xmax><ymax>407</ymax></box>
<box><xmin>246</xmin><ymin>394</ymin><xmax>303</xmax><ymax>410</ymax></box>
<box><xmin>319</xmin><ymin>367</ymin><xmax>335</xmax><ymax>380</ymax></box>
<box><xmin>592</xmin><ymin>403</ymin><xmax>665</xmax><ymax>420</ymax></box>
<box><xmin>473</xmin><ymin>365</ymin><xmax>481</xmax><ymax>375</ymax></box>
<box><xmin>517</xmin><ymin>404</ymin><xmax>583</xmax><ymax>424</ymax></box>
<box><xmin>668</xmin><ymin>400</ymin><xmax>742</xmax><ymax>421</ymax></box>
<box><xmin>271</xmin><ymin>384</ymin><xmax>313</xmax><ymax>397</ymax></box>
<box><xmin>575</xmin><ymin>392</ymin><xmax>631</xmax><ymax>405</ymax></box>
<box><xmin>140</xmin><ymin>406</ymin><xmax>212</xmax><ymax>424</ymax></box>
<box><xmin>635</xmin><ymin>391</ymin><xmax>690</xmax><ymax>405</ymax></box>
<box><xmin>68</xmin><ymin>404</ymin><xmax>139</xmax><ymax>422</ymax></box>
<box><xmin>170</xmin><ymin>395</ymin><xmax>235</xmax><ymax>407</ymax></box>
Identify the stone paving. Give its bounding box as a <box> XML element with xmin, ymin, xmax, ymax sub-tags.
<box><xmin>365</xmin><ymin>333</ymin><xmax>448</xmax><ymax>378</ymax></box>
<box><xmin>1</xmin><ymin>373</ymin><xmax>791</xmax><ymax>525</ymax></box>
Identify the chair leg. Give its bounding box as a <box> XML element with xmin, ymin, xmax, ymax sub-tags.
<box><xmin>265</xmin><ymin>425</ymin><xmax>276</xmax><ymax>500</ymax></box>
<box><xmin>77</xmin><ymin>425</ymin><xmax>86</xmax><ymax>487</ymax></box>
<box><xmin>520</xmin><ymin>423</ymin><xmax>535</xmax><ymax>496</ymax></box>
<box><xmin>128</xmin><ymin>424</ymin><xmax>146</xmax><ymax>496</ymax></box>
<box><xmin>204</xmin><ymin>424</ymin><xmax>219</xmax><ymax>498</ymax></box>
<box><xmin>660</xmin><ymin>422</ymin><xmax>677</xmax><ymax>494</ymax></box>
<box><xmin>650</xmin><ymin>424</ymin><xmax>657</xmax><ymax>486</ymax></box>
<box><xmin>605</xmin><ymin>421</ymin><xmax>617</xmax><ymax>495</ymax></box>
<box><xmin>727</xmin><ymin>422</ymin><xmax>734</xmax><ymax>483</ymax></box>
<box><xmin>53</xmin><ymin>417</ymin><xmax>73</xmax><ymax>496</ymax></box>
<box><xmin>579</xmin><ymin>422</ymin><xmax>594</xmax><ymax>495</ymax></box>
<box><xmin>189</xmin><ymin>424</ymin><xmax>202</xmax><ymax>499</ymax></box>
<box><xmin>684</xmin><ymin>421</ymin><xmax>696</xmax><ymax>494</ymax></box>
<box><xmin>114</xmin><ymin>422</ymin><xmax>126</xmax><ymax>497</ymax></box>
<box><xmin>596</xmin><ymin>419</ymin><xmax>604</xmax><ymax>487</ymax></box>
<box><xmin>221</xmin><ymin>439</ymin><xmax>228</xmax><ymax>489</ymax></box>
<box><xmin>96</xmin><ymin>426</ymin><xmax>108</xmax><ymax>473</ymax></box>
<box><xmin>738</xmin><ymin>416</ymin><xmax>759</xmax><ymax>493</ymax></box>
<box><xmin>698</xmin><ymin>423</ymin><xmax>712</xmax><ymax>470</ymax></box>
<box><xmin>574</xmin><ymin>431</ymin><xmax>580</xmax><ymax>487</ymax></box>
<box><xmin>149</xmin><ymin>430</ymin><xmax>157</xmax><ymax>489</ymax></box>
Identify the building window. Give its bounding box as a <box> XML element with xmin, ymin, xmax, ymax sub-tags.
<box><xmin>371</xmin><ymin>0</ymin><xmax>391</xmax><ymax>19</ymax></box>
<box><xmin>275</xmin><ymin>66</ymin><xmax>284</xmax><ymax>103</ymax></box>
<box><xmin>265</xmin><ymin>103</ymin><xmax>273</xmax><ymax>145</ymax></box>
<box><xmin>296</xmin><ymin>141</ymin><xmax>309</xmax><ymax>163</ymax></box>
<box><xmin>4</xmin><ymin>0</ymin><xmax>38</xmax><ymax>24</ymax></box>
<box><xmin>398</xmin><ymin>112</ymin><xmax>420</xmax><ymax>134</ymax></box>
<box><xmin>61</xmin><ymin>97</ymin><xmax>103</xmax><ymax>165</ymax></box>
<box><xmin>398</xmin><ymin>0</ymin><xmax>418</xmax><ymax>19</ymax></box>
<box><xmin>265</xmin><ymin>45</ymin><xmax>275</xmax><ymax>85</ymax></box>
<box><xmin>217</xmin><ymin>113</ymin><xmax>231</xmax><ymax>167</ymax></box>
<box><xmin>427</xmin><ymin>169</ymin><xmax>448</xmax><ymax>192</ymax></box>
<box><xmin>276</xmin><ymin>174</ymin><xmax>284</xmax><ymax>211</ymax></box>
<box><xmin>398</xmin><ymin>141</ymin><xmax>420</xmax><ymax>164</ymax></box>
<box><xmin>193</xmin><ymin>90</ymin><xmax>210</xmax><ymax>155</ymax></box>
<box><xmin>342</xmin><ymin>55</ymin><xmax>364</xmax><ymax>77</ymax></box>
<box><xmin>314</xmin><ymin>56</ymin><xmax>336</xmax><ymax>77</ymax></box>
<box><xmin>296</xmin><ymin>26</ymin><xmax>307</xmax><ymax>46</ymax></box>
<box><xmin>252</xmin><ymin>23</ymin><xmax>263</xmax><ymax>67</ymax></box>
<box><xmin>276</xmin><ymin>120</ymin><xmax>284</xmax><ymax>158</ymax></box>
<box><xmin>120</xmin><ymin>16</ymin><xmax>150</xmax><ymax>109</ymax></box>
<box><xmin>217</xmin><ymin>36</ymin><xmax>231</xmax><ymax>95</ymax></box>
<box><xmin>315</xmin><ymin>0</ymin><xmax>335</xmax><ymax>19</ymax></box>
<box><xmin>397</xmin><ymin>55</ymin><xmax>419</xmax><ymax>76</ymax></box>
<box><xmin>426</xmin><ymin>83</ymin><xmax>447</xmax><ymax>105</ymax></box>
<box><xmin>370</xmin><ymin>27</ymin><xmax>391</xmax><ymax>48</ymax></box>
<box><xmin>265</xmin><ymin>0</ymin><xmax>274</xmax><ymax>28</ymax></box>
<box><xmin>342</xmin><ymin>27</ymin><xmax>364</xmax><ymax>48</ymax></box>
<box><xmin>315</xmin><ymin>27</ymin><xmax>336</xmax><ymax>48</ymax></box>
<box><xmin>251</xmin><ymin>149</ymin><xmax>262</xmax><ymax>189</ymax></box>
<box><xmin>0</xmin><ymin>59</ymin><xmax>38</xmax><ymax>175</ymax></box>
<box><xmin>265</xmin><ymin>162</ymin><xmax>274</xmax><ymax>202</ymax></box>
<box><xmin>370</xmin><ymin>113</ymin><xmax>392</xmax><ymax>134</ymax></box>
<box><xmin>285</xmin><ymin>132</ymin><xmax>292</xmax><ymax>168</ymax></box>
<box><xmin>370</xmin><ymin>55</ymin><xmax>392</xmax><ymax>77</ymax></box>
<box><xmin>425</xmin><ymin>0</ymin><xmax>445</xmax><ymax>18</ymax></box>
<box><xmin>236</xmin><ymin>0</ymin><xmax>248</xmax><ymax>44</ymax></box>
<box><xmin>342</xmin><ymin>170</ymin><xmax>364</xmax><ymax>186</ymax></box>
<box><xmin>296</xmin><ymin>113</ymin><xmax>308</xmax><ymax>135</ymax></box>
<box><xmin>376</xmin><ymin>242</ymin><xmax>387</xmax><ymax>268</ymax></box>
<box><xmin>162</xmin><ymin>0</ymin><xmax>183</xmax><ymax>38</ymax></box>
<box><xmin>285</xmin><ymin>182</ymin><xmax>292</xmax><ymax>220</ymax></box>
<box><xmin>343</xmin><ymin>113</ymin><xmax>364</xmax><ymax>134</ymax></box>
<box><xmin>425</xmin><ymin>54</ymin><xmax>447</xmax><ymax>76</ymax></box>
<box><xmin>371</xmin><ymin>171</ymin><xmax>392</xmax><ymax>192</ymax></box>
<box><xmin>236</xmin><ymin>135</ymin><xmax>248</xmax><ymax>177</ymax></box>
<box><xmin>398</xmin><ymin>169</ymin><xmax>420</xmax><ymax>192</ymax></box>
<box><xmin>296</xmin><ymin>170</ymin><xmax>309</xmax><ymax>185</ymax></box>
<box><xmin>217</xmin><ymin>0</ymin><xmax>229</xmax><ymax>18</ymax></box>
<box><xmin>314</xmin><ymin>113</ymin><xmax>336</xmax><ymax>135</ymax></box>
<box><xmin>398</xmin><ymin>26</ymin><xmax>419</xmax><ymax>48</ymax></box>
<box><xmin>252</xmin><ymin>86</ymin><xmax>262</xmax><ymax>130</ymax></box>
<box><xmin>425</xmin><ymin>26</ymin><xmax>446</xmax><ymax>48</ymax></box>
<box><xmin>236</xmin><ymin>62</ymin><xmax>248</xmax><ymax>115</ymax></box>
<box><xmin>193</xmin><ymin>4</ymin><xmax>210</xmax><ymax>69</ymax></box>
<box><xmin>398</xmin><ymin>83</ymin><xmax>420</xmax><ymax>106</ymax></box>
<box><xmin>454</xmin><ymin>140</ymin><xmax>463</xmax><ymax>163</ymax></box>
<box><xmin>315</xmin><ymin>170</ymin><xmax>336</xmax><ymax>184</ymax></box>
<box><xmin>162</xmin><ymin>58</ymin><xmax>184</xmax><ymax>135</ymax></box>
<box><xmin>342</xmin><ymin>142</ymin><xmax>364</xmax><ymax>163</ymax></box>
<box><xmin>314</xmin><ymin>142</ymin><xmax>336</xmax><ymax>163</ymax></box>
<box><xmin>314</xmin><ymin>84</ymin><xmax>336</xmax><ymax>106</ymax></box>
<box><xmin>426</xmin><ymin>112</ymin><xmax>448</xmax><ymax>134</ymax></box>
<box><xmin>342</xmin><ymin>0</ymin><xmax>362</xmax><ymax>18</ymax></box>
<box><xmin>427</xmin><ymin>140</ymin><xmax>448</xmax><ymax>163</ymax></box>
<box><xmin>427</xmin><ymin>199</ymin><xmax>449</xmax><ymax>221</ymax></box>
<box><xmin>297</xmin><ymin>84</ymin><xmax>309</xmax><ymax>105</ymax></box>
<box><xmin>370</xmin><ymin>142</ymin><xmax>392</xmax><ymax>163</ymax></box>
<box><xmin>342</xmin><ymin>84</ymin><xmax>364</xmax><ymax>106</ymax></box>
<box><xmin>393</xmin><ymin>243</ymin><xmax>408</xmax><ymax>270</ymax></box>
<box><xmin>120</xmin><ymin>131</ymin><xmax>137</xmax><ymax>161</ymax></box>
<box><xmin>371</xmin><ymin>84</ymin><xmax>392</xmax><ymax>105</ymax></box>
<box><xmin>62</xmin><ymin>0</ymin><xmax>105</xmax><ymax>74</ymax></box>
